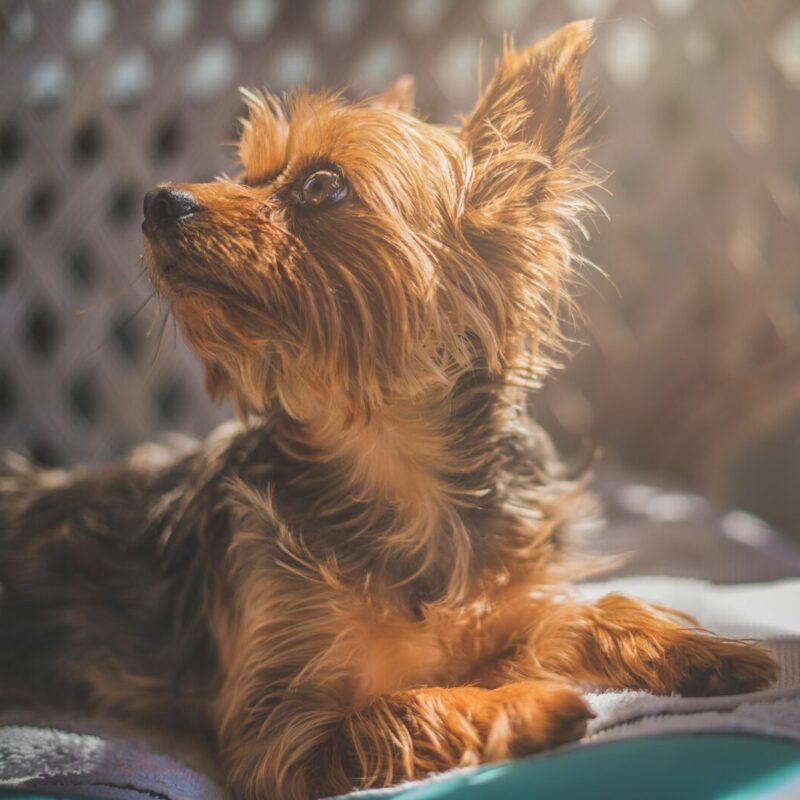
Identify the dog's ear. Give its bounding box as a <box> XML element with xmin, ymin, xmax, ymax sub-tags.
<box><xmin>463</xmin><ymin>20</ymin><xmax>593</xmax><ymax>162</ymax></box>
<box><xmin>204</xmin><ymin>362</ymin><xmax>232</xmax><ymax>403</ymax></box>
<box><xmin>371</xmin><ymin>74</ymin><xmax>416</xmax><ymax>113</ymax></box>
<box><xmin>458</xmin><ymin>22</ymin><xmax>596</xmax><ymax>378</ymax></box>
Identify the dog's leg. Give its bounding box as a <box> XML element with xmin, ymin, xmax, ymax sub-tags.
<box><xmin>220</xmin><ymin>680</ymin><xmax>591</xmax><ymax>799</ymax></box>
<box><xmin>476</xmin><ymin>593</ymin><xmax>778</xmax><ymax>697</ymax></box>
<box><xmin>342</xmin><ymin>681</ymin><xmax>591</xmax><ymax>785</ymax></box>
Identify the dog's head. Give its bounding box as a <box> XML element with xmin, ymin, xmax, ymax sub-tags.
<box><xmin>142</xmin><ymin>21</ymin><xmax>595</xmax><ymax>421</ymax></box>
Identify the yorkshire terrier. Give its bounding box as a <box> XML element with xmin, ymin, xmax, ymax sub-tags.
<box><xmin>0</xmin><ymin>21</ymin><xmax>778</xmax><ymax>800</ymax></box>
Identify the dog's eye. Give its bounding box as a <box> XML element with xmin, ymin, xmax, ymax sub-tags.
<box><xmin>295</xmin><ymin>168</ymin><xmax>348</xmax><ymax>208</ymax></box>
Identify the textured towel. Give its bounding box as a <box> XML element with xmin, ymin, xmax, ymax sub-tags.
<box><xmin>0</xmin><ymin>711</ymin><xmax>221</xmax><ymax>800</ymax></box>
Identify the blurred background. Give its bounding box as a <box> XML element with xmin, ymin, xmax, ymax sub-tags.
<box><xmin>0</xmin><ymin>0</ymin><xmax>799</xmax><ymax>539</ymax></box>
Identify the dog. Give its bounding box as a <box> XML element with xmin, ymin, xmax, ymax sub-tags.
<box><xmin>0</xmin><ymin>20</ymin><xmax>778</xmax><ymax>799</ymax></box>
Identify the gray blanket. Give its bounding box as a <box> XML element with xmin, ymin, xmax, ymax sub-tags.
<box><xmin>0</xmin><ymin>710</ymin><xmax>221</xmax><ymax>800</ymax></box>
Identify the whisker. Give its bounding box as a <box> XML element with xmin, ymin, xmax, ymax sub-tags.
<box><xmin>147</xmin><ymin>294</ymin><xmax>164</xmax><ymax>337</ymax></box>
<box><xmin>82</xmin><ymin>289</ymin><xmax>156</xmax><ymax>360</ymax></box>
<box><xmin>151</xmin><ymin>308</ymin><xmax>171</xmax><ymax>366</ymax></box>
<box><xmin>120</xmin><ymin>290</ymin><xmax>157</xmax><ymax>331</ymax></box>
<box><xmin>76</xmin><ymin>258</ymin><xmax>148</xmax><ymax>316</ymax></box>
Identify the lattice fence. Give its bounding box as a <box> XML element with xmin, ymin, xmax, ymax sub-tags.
<box><xmin>1</xmin><ymin>0</ymin><xmax>799</xmax><ymax>534</ymax></box>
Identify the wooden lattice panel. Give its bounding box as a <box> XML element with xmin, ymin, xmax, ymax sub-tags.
<box><xmin>1</xmin><ymin>0</ymin><xmax>799</xmax><ymax>530</ymax></box>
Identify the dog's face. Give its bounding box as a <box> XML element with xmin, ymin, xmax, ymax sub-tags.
<box><xmin>142</xmin><ymin>21</ymin><xmax>594</xmax><ymax>421</ymax></box>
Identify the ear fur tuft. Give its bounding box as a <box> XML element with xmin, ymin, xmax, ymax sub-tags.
<box><xmin>463</xmin><ymin>20</ymin><xmax>594</xmax><ymax>160</ymax></box>
<box><xmin>372</xmin><ymin>74</ymin><xmax>416</xmax><ymax>114</ymax></box>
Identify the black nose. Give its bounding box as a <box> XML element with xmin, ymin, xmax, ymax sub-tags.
<box><xmin>143</xmin><ymin>187</ymin><xmax>199</xmax><ymax>228</ymax></box>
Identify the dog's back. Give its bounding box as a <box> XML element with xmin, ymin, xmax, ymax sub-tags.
<box><xmin>0</xmin><ymin>436</ymin><xmax>227</xmax><ymax>729</ymax></box>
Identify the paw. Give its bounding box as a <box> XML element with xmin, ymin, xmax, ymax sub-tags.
<box><xmin>479</xmin><ymin>681</ymin><xmax>593</xmax><ymax>759</ymax></box>
<box><xmin>667</xmin><ymin>634</ymin><xmax>779</xmax><ymax>697</ymax></box>
<box><xmin>589</xmin><ymin>595</ymin><xmax>779</xmax><ymax>697</ymax></box>
<box><xmin>367</xmin><ymin>682</ymin><xmax>591</xmax><ymax>786</ymax></box>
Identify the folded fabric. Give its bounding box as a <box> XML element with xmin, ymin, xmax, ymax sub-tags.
<box><xmin>0</xmin><ymin>711</ymin><xmax>222</xmax><ymax>800</ymax></box>
<box><xmin>587</xmin><ymin>686</ymin><xmax>800</xmax><ymax>745</ymax></box>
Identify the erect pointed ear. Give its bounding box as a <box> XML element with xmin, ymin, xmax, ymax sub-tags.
<box><xmin>463</xmin><ymin>20</ymin><xmax>593</xmax><ymax>161</ymax></box>
<box><xmin>371</xmin><ymin>74</ymin><xmax>416</xmax><ymax>113</ymax></box>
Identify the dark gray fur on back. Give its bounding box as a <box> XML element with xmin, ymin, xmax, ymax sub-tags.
<box><xmin>0</xmin><ymin>421</ymin><xmax>271</xmax><ymax>733</ymax></box>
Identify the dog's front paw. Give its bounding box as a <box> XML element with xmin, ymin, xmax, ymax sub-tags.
<box><xmin>667</xmin><ymin>634</ymin><xmax>778</xmax><ymax>697</ymax></box>
<box><xmin>583</xmin><ymin>595</ymin><xmax>779</xmax><ymax>697</ymax></box>
<box><xmin>482</xmin><ymin>681</ymin><xmax>593</xmax><ymax>759</ymax></box>
<box><xmin>391</xmin><ymin>680</ymin><xmax>592</xmax><ymax>779</ymax></box>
